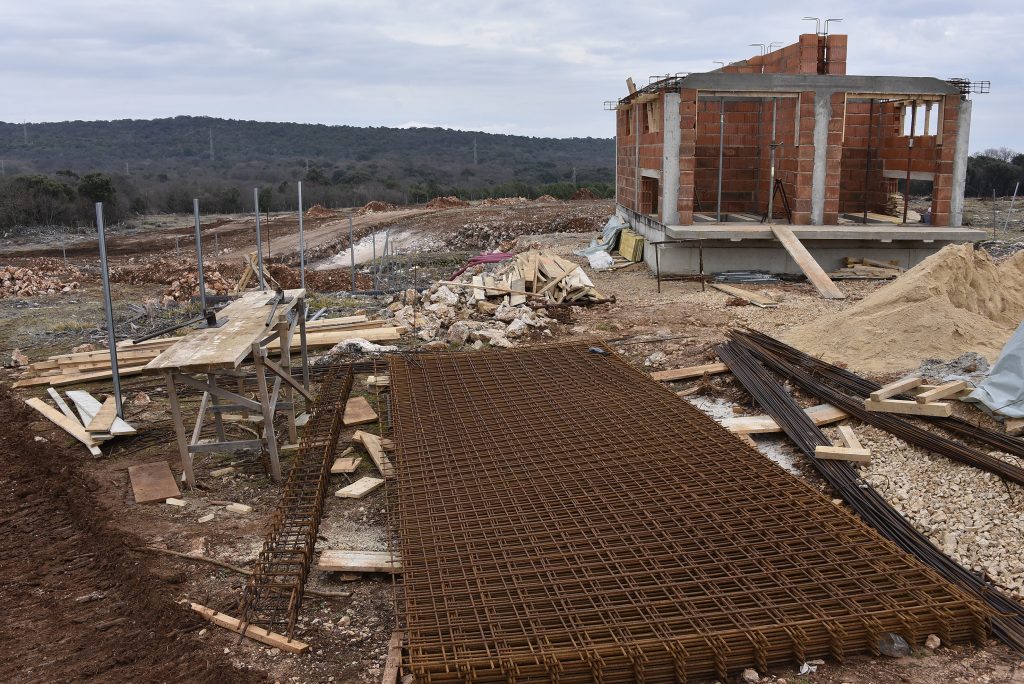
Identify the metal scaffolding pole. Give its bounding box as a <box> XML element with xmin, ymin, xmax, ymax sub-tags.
<box><xmin>716</xmin><ymin>97</ymin><xmax>725</xmax><ymax>222</ymax></box>
<box><xmin>767</xmin><ymin>98</ymin><xmax>778</xmax><ymax>223</ymax></box>
<box><xmin>193</xmin><ymin>198</ymin><xmax>207</xmax><ymax>313</ymax></box>
<box><xmin>254</xmin><ymin>187</ymin><xmax>265</xmax><ymax>290</ymax></box>
<box><xmin>297</xmin><ymin>181</ymin><xmax>306</xmax><ymax>290</ymax></box>
<box><xmin>95</xmin><ymin>203</ymin><xmax>123</xmax><ymax>419</ymax></box>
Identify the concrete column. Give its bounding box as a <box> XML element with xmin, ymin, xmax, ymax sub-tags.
<box><xmin>810</xmin><ymin>91</ymin><xmax>831</xmax><ymax>225</ymax></box>
<box><xmin>661</xmin><ymin>93</ymin><xmax>681</xmax><ymax>225</ymax></box>
<box><xmin>950</xmin><ymin>99</ymin><xmax>972</xmax><ymax>227</ymax></box>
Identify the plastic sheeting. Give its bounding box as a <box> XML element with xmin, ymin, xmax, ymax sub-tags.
<box><xmin>967</xmin><ymin>320</ymin><xmax>1024</xmax><ymax>419</ymax></box>
<box><xmin>574</xmin><ymin>215</ymin><xmax>625</xmax><ymax>258</ymax></box>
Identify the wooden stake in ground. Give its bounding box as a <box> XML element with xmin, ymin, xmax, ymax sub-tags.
<box><xmin>189</xmin><ymin>603</ymin><xmax>309</xmax><ymax>653</ymax></box>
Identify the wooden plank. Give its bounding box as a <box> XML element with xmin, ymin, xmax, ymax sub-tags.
<box><xmin>85</xmin><ymin>396</ymin><xmax>118</xmax><ymax>433</ymax></box>
<box><xmin>24</xmin><ymin>397</ymin><xmax>102</xmax><ymax>456</ymax></box>
<box><xmin>66</xmin><ymin>390</ymin><xmax>136</xmax><ymax>436</ymax></box>
<box><xmin>318</xmin><ymin>550</ymin><xmax>402</xmax><ymax>574</ymax></box>
<box><xmin>650</xmin><ymin>362</ymin><xmax>729</xmax><ymax>382</ymax></box>
<box><xmin>836</xmin><ymin>425</ymin><xmax>863</xmax><ymax>450</ymax></box>
<box><xmin>869</xmin><ymin>377</ymin><xmax>924</xmax><ymax>401</ymax></box>
<box><xmin>145</xmin><ymin>289</ymin><xmax>305</xmax><ymax>372</ymax></box>
<box><xmin>381</xmin><ymin>631</ymin><xmax>404</xmax><ymax>684</ymax></box>
<box><xmin>366</xmin><ymin>375</ymin><xmax>390</xmax><ymax>387</ymax></box>
<box><xmin>128</xmin><ymin>461</ymin><xmax>181</xmax><ymax>503</ymax></box>
<box><xmin>331</xmin><ymin>456</ymin><xmax>362</xmax><ymax>474</ymax></box>
<box><xmin>14</xmin><ymin>364</ymin><xmax>148</xmax><ymax>388</ymax></box>
<box><xmin>189</xmin><ymin>603</ymin><xmax>309</xmax><ymax>653</ymax></box>
<box><xmin>508</xmin><ymin>278</ymin><xmax>527</xmax><ymax>306</ymax></box>
<box><xmin>268</xmin><ymin>327</ymin><xmax>401</xmax><ymax>349</ymax></box>
<box><xmin>1006</xmin><ymin>418</ymin><xmax>1024</xmax><ymax>436</ymax></box>
<box><xmin>335</xmin><ymin>476</ymin><xmax>384</xmax><ymax>498</ymax></box>
<box><xmin>916</xmin><ymin>380</ymin><xmax>968</xmax><ymax>404</ymax></box>
<box><xmin>352</xmin><ymin>430</ymin><xmax>394</xmax><ymax>478</ymax></box>
<box><xmin>814</xmin><ymin>445</ymin><xmax>872</xmax><ymax>462</ymax></box>
<box><xmin>262</xmin><ymin>356</ymin><xmax>315</xmax><ymax>402</ymax></box>
<box><xmin>864</xmin><ymin>398</ymin><xmax>952</xmax><ymax>417</ymax></box>
<box><xmin>343</xmin><ymin>396</ymin><xmax>379</xmax><ymax>427</ymax></box>
<box><xmin>722</xmin><ymin>404</ymin><xmax>848</xmax><ymax>434</ymax></box>
<box><xmin>710</xmin><ymin>283</ymin><xmax>778</xmax><ymax>308</ymax></box>
<box><xmin>47</xmin><ymin>388</ymin><xmax>80</xmax><ymax>424</ymax></box>
<box><xmin>770</xmin><ymin>225</ymin><xmax>845</xmax><ymax>299</ymax></box>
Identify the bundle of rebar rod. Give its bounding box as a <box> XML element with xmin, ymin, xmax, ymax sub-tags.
<box><xmin>735</xmin><ymin>329</ymin><xmax>1024</xmax><ymax>460</ymax></box>
<box><xmin>389</xmin><ymin>341</ymin><xmax>988</xmax><ymax>682</ymax></box>
<box><xmin>719</xmin><ymin>334</ymin><xmax>1024</xmax><ymax>651</ymax></box>
<box><xmin>237</xmin><ymin>361</ymin><xmax>353</xmax><ymax>638</ymax></box>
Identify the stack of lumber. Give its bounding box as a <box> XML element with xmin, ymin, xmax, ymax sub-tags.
<box><xmin>863</xmin><ymin>376</ymin><xmax>969</xmax><ymax>418</ymax></box>
<box><xmin>231</xmin><ymin>253</ymin><xmax>279</xmax><ymax>294</ymax></box>
<box><xmin>14</xmin><ymin>314</ymin><xmax>405</xmax><ymax>388</ymax></box>
<box><xmin>829</xmin><ymin>257</ymin><xmax>903</xmax><ymax>280</ymax></box>
<box><xmin>502</xmin><ymin>250</ymin><xmax>605</xmax><ymax>304</ymax></box>
<box><xmin>24</xmin><ymin>388</ymin><xmax>136</xmax><ymax>456</ymax></box>
<box><xmin>617</xmin><ymin>229</ymin><xmax>644</xmax><ymax>262</ymax></box>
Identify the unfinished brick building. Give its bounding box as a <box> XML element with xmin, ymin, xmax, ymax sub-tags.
<box><xmin>612</xmin><ymin>33</ymin><xmax>985</xmax><ymax>274</ymax></box>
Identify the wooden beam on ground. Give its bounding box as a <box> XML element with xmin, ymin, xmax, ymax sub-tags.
<box><xmin>24</xmin><ymin>397</ymin><xmax>102</xmax><ymax>456</ymax></box>
<box><xmin>836</xmin><ymin>425</ymin><xmax>864</xmax><ymax>450</ymax></box>
<box><xmin>814</xmin><ymin>445</ymin><xmax>872</xmax><ymax>462</ymax></box>
<box><xmin>331</xmin><ymin>456</ymin><xmax>361</xmax><ymax>474</ymax></box>
<box><xmin>869</xmin><ymin>376</ymin><xmax>923</xmax><ymax>401</ymax></box>
<box><xmin>14</xmin><ymin>364</ymin><xmax>148</xmax><ymax>389</ymax></box>
<box><xmin>721</xmin><ymin>404</ymin><xmax>848</xmax><ymax>434</ymax></box>
<box><xmin>650</xmin><ymin>362</ymin><xmax>729</xmax><ymax>383</ymax></box>
<box><xmin>344</xmin><ymin>397</ymin><xmax>379</xmax><ymax>427</ymax></box>
<box><xmin>189</xmin><ymin>603</ymin><xmax>309</xmax><ymax>654</ymax></box>
<box><xmin>47</xmin><ymin>388</ymin><xmax>80</xmax><ymax>423</ymax></box>
<box><xmin>85</xmin><ymin>396</ymin><xmax>118</xmax><ymax>434</ymax></box>
<box><xmin>128</xmin><ymin>461</ymin><xmax>181</xmax><ymax>503</ymax></box>
<box><xmin>66</xmin><ymin>390</ymin><xmax>136</xmax><ymax>436</ymax></box>
<box><xmin>710</xmin><ymin>283</ymin><xmax>779</xmax><ymax>308</ymax></box>
<box><xmin>352</xmin><ymin>430</ymin><xmax>394</xmax><ymax>477</ymax></box>
<box><xmin>318</xmin><ymin>550</ymin><xmax>402</xmax><ymax>574</ymax></box>
<box><xmin>864</xmin><ymin>398</ymin><xmax>952</xmax><ymax>417</ymax></box>
<box><xmin>381</xmin><ymin>631</ymin><xmax>404</xmax><ymax>684</ymax></box>
<box><xmin>770</xmin><ymin>225</ymin><xmax>845</xmax><ymax>299</ymax></box>
<box><xmin>915</xmin><ymin>380</ymin><xmax>968</xmax><ymax>404</ymax></box>
<box><xmin>335</xmin><ymin>476</ymin><xmax>384</xmax><ymax>498</ymax></box>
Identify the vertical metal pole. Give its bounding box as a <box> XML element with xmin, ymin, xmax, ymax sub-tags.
<box><xmin>1004</xmin><ymin>181</ymin><xmax>1019</xmax><ymax>233</ymax></box>
<box><xmin>903</xmin><ymin>101</ymin><xmax>916</xmax><ymax>225</ymax></box>
<box><xmin>655</xmin><ymin>243</ymin><xmax>661</xmax><ymax>293</ymax></box>
<box><xmin>297</xmin><ymin>181</ymin><xmax>305</xmax><ymax>290</ymax></box>
<box><xmin>372</xmin><ymin>230</ymin><xmax>377</xmax><ymax>266</ymax></box>
<box><xmin>863</xmin><ymin>98</ymin><xmax>875</xmax><ymax>224</ymax></box>
<box><xmin>254</xmin><ymin>188</ymin><xmax>265</xmax><ymax>290</ymax></box>
<box><xmin>193</xmin><ymin>198</ymin><xmax>207</xmax><ymax>313</ymax></box>
<box><xmin>716</xmin><ymin>97</ymin><xmax>725</xmax><ymax>222</ymax></box>
<box><xmin>767</xmin><ymin>98</ymin><xmax>778</xmax><ymax>223</ymax></box>
<box><xmin>348</xmin><ymin>216</ymin><xmax>356</xmax><ymax>293</ymax></box>
<box><xmin>993</xmin><ymin>189</ymin><xmax>998</xmax><ymax>236</ymax></box>
<box><xmin>96</xmin><ymin>203</ymin><xmax>123</xmax><ymax>419</ymax></box>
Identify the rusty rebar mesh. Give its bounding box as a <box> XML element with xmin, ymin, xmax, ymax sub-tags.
<box><xmin>388</xmin><ymin>341</ymin><xmax>989</xmax><ymax>683</ymax></box>
<box><xmin>238</xmin><ymin>361</ymin><xmax>354</xmax><ymax>638</ymax></box>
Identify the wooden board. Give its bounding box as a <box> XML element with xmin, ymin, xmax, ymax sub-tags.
<box><xmin>710</xmin><ymin>283</ymin><xmax>778</xmax><ymax>308</ymax></box>
<box><xmin>189</xmin><ymin>603</ymin><xmax>309</xmax><ymax>653</ymax></box>
<box><xmin>353</xmin><ymin>430</ymin><xmax>394</xmax><ymax>478</ymax></box>
<box><xmin>814</xmin><ymin>445</ymin><xmax>872</xmax><ymax>462</ymax></box>
<box><xmin>145</xmin><ymin>289</ymin><xmax>305</xmax><ymax>372</ymax></box>
<box><xmin>650</xmin><ymin>362</ymin><xmax>729</xmax><ymax>383</ymax></box>
<box><xmin>128</xmin><ymin>461</ymin><xmax>181</xmax><ymax>503</ymax></box>
<box><xmin>331</xmin><ymin>456</ymin><xmax>362</xmax><ymax>474</ymax></box>
<box><xmin>318</xmin><ymin>550</ymin><xmax>402</xmax><ymax>574</ymax></box>
<box><xmin>85</xmin><ymin>396</ymin><xmax>118</xmax><ymax>434</ymax></box>
<box><xmin>864</xmin><ymin>398</ymin><xmax>952</xmax><ymax>417</ymax></box>
<box><xmin>47</xmin><ymin>387</ymin><xmax>79</xmax><ymax>423</ymax></box>
<box><xmin>343</xmin><ymin>396</ymin><xmax>379</xmax><ymax>427</ymax></box>
<box><xmin>381</xmin><ymin>631</ymin><xmax>404</xmax><ymax>684</ymax></box>
<box><xmin>836</xmin><ymin>425</ymin><xmax>863</xmax><ymax>450</ymax></box>
<box><xmin>336</xmin><ymin>477</ymin><xmax>384</xmax><ymax>498</ymax></box>
<box><xmin>14</xmin><ymin>364</ymin><xmax>148</xmax><ymax>388</ymax></box>
<box><xmin>24</xmin><ymin>397</ymin><xmax>102</xmax><ymax>456</ymax></box>
<box><xmin>770</xmin><ymin>225</ymin><xmax>845</xmax><ymax>300</ymax></box>
<box><xmin>722</xmin><ymin>404</ymin><xmax>848</xmax><ymax>435</ymax></box>
<box><xmin>67</xmin><ymin>390</ymin><xmax>136</xmax><ymax>436</ymax></box>
<box><xmin>916</xmin><ymin>380</ymin><xmax>968</xmax><ymax>404</ymax></box>
<box><xmin>870</xmin><ymin>376</ymin><xmax>923</xmax><ymax>401</ymax></box>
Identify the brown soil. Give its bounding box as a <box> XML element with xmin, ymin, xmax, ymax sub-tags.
<box><xmin>0</xmin><ymin>384</ymin><xmax>262</xmax><ymax>683</ymax></box>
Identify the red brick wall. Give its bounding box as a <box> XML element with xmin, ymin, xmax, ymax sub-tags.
<box><xmin>677</xmin><ymin>89</ymin><xmax>698</xmax><ymax>225</ymax></box>
<box><xmin>615</xmin><ymin>94</ymin><xmax>666</xmax><ymax>220</ymax></box>
<box><xmin>721</xmin><ymin>34</ymin><xmax>847</xmax><ymax>75</ymax></box>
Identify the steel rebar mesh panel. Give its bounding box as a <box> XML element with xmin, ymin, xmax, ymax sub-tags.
<box><xmin>388</xmin><ymin>342</ymin><xmax>988</xmax><ymax>683</ymax></box>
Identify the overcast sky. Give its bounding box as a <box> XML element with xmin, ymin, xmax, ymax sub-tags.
<box><xmin>4</xmin><ymin>1</ymin><xmax>1022</xmax><ymax>152</ymax></box>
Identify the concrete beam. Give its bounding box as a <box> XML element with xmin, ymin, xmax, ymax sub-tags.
<box><xmin>680</xmin><ymin>73</ymin><xmax>959</xmax><ymax>96</ymax></box>
<box><xmin>661</xmin><ymin>92</ymin><xmax>681</xmax><ymax>225</ymax></box>
<box><xmin>951</xmin><ymin>99</ymin><xmax>972</xmax><ymax>227</ymax></box>
<box><xmin>811</xmin><ymin>93</ymin><xmax>830</xmax><ymax>225</ymax></box>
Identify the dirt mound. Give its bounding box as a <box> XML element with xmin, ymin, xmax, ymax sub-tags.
<box><xmin>164</xmin><ymin>268</ymin><xmax>233</xmax><ymax>302</ymax></box>
<box><xmin>426</xmin><ymin>195</ymin><xmax>469</xmax><ymax>209</ymax></box>
<box><xmin>1</xmin><ymin>263</ymin><xmax>82</xmax><ymax>297</ymax></box>
<box><xmin>304</xmin><ymin>203</ymin><xmax>334</xmax><ymax>219</ymax></box>
<box><xmin>481</xmin><ymin>197</ymin><xmax>527</xmax><ymax>206</ymax></box>
<box><xmin>571</xmin><ymin>188</ymin><xmax>597</xmax><ymax>200</ymax></box>
<box><xmin>358</xmin><ymin>201</ymin><xmax>397</xmax><ymax>214</ymax></box>
<box><xmin>0</xmin><ymin>387</ymin><xmax>261</xmax><ymax>682</ymax></box>
<box><xmin>535</xmin><ymin>194</ymin><xmax>559</xmax><ymax>203</ymax></box>
<box><xmin>782</xmin><ymin>244</ymin><xmax>1024</xmax><ymax>373</ymax></box>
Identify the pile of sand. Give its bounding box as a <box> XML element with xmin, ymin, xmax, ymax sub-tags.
<box><xmin>781</xmin><ymin>244</ymin><xmax>1024</xmax><ymax>374</ymax></box>
<box><xmin>534</xmin><ymin>194</ymin><xmax>559</xmax><ymax>203</ymax></box>
<box><xmin>426</xmin><ymin>195</ymin><xmax>469</xmax><ymax>209</ymax></box>
<box><xmin>359</xmin><ymin>201</ymin><xmax>397</xmax><ymax>214</ymax></box>
<box><xmin>305</xmin><ymin>204</ymin><xmax>334</xmax><ymax>219</ymax></box>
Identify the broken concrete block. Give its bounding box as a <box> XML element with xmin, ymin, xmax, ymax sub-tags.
<box><xmin>197</xmin><ymin>513</ymin><xmax>215</xmax><ymax>523</ymax></box>
<box><xmin>225</xmin><ymin>503</ymin><xmax>252</xmax><ymax>514</ymax></box>
<box><xmin>210</xmin><ymin>466</ymin><xmax>236</xmax><ymax>477</ymax></box>
<box><xmin>165</xmin><ymin>498</ymin><xmax>187</xmax><ymax>507</ymax></box>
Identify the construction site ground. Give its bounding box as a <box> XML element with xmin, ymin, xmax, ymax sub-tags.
<box><xmin>3</xmin><ymin>198</ymin><xmax>1024</xmax><ymax>683</ymax></box>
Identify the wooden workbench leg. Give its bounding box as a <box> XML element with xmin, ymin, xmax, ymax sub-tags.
<box><xmin>298</xmin><ymin>297</ymin><xmax>310</xmax><ymax>400</ymax></box>
<box><xmin>191</xmin><ymin>391</ymin><xmax>210</xmax><ymax>444</ymax></box>
<box><xmin>278</xmin><ymin>320</ymin><xmax>297</xmax><ymax>444</ymax></box>
<box><xmin>237</xmin><ymin>376</ymin><xmax>249</xmax><ymax>420</ymax></box>
<box><xmin>165</xmin><ymin>370</ymin><xmax>196</xmax><ymax>488</ymax></box>
<box><xmin>252</xmin><ymin>343</ymin><xmax>282</xmax><ymax>483</ymax></box>
<box><xmin>208</xmin><ymin>374</ymin><xmax>227</xmax><ymax>441</ymax></box>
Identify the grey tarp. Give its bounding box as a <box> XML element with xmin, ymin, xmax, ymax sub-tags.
<box><xmin>967</xmin><ymin>320</ymin><xmax>1024</xmax><ymax>418</ymax></box>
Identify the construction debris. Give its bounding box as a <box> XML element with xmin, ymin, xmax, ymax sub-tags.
<box><xmin>1</xmin><ymin>264</ymin><xmax>82</xmax><ymax>297</ymax></box>
<box><xmin>829</xmin><ymin>257</ymin><xmax>903</xmax><ymax>280</ymax></box>
<box><xmin>358</xmin><ymin>200</ymin><xmax>397</xmax><ymax>214</ymax></box>
<box><xmin>426</xmin><ymin>195</ymin><xmax>469</xmax><ymax>209</ymax></box>
<box><xmin>304</xmin><ymin>204</ymin><xmax>334</xmax><ymax>219</ymax></box>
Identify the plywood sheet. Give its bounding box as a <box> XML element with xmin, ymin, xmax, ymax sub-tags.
<box><xmin>128</xmin><ymin>461</ymin><xmax>181</xmax><ymax>504</ymax></box>
<box><xmin>343</xmin><ymin>396</ymin><xmax>378</xmax><ymax>427</ymax></box>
